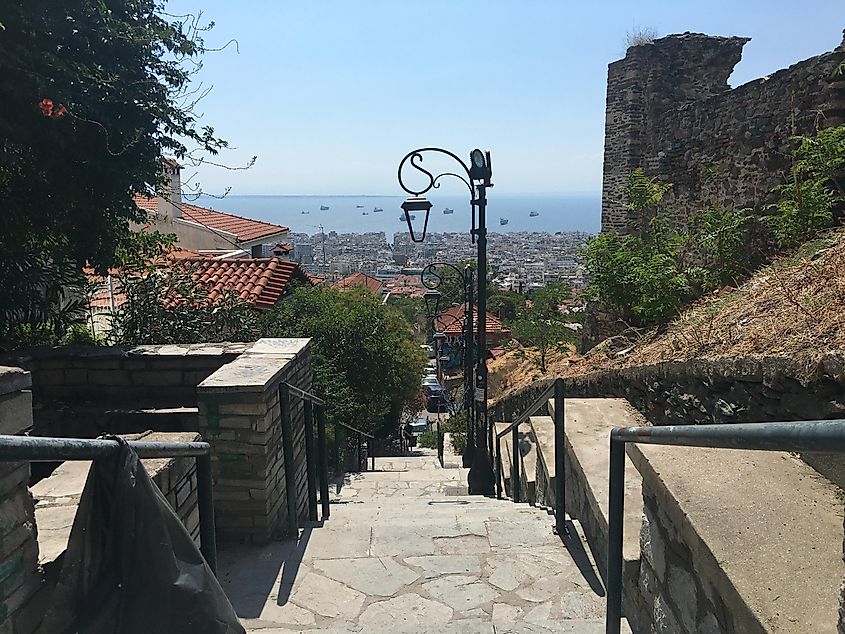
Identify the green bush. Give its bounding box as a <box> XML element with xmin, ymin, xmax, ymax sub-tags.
<box><xmin>62</xmin><ymin>324</ymin><xmax>105</xmax><ymax>346</ymax></box>
<box><xmin>583</xmin><ymin>125</ymin><xmax>845</xmax><ymax>327</ymax></box>
<box><xmin>417</xmin><ymin>430</ymin><xmax>438</xmax><ymax>449</ymax></box>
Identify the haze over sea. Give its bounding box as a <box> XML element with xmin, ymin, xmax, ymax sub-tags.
<box><xmin>195</xmin><ymin>194</ymin><xmax>600</xmax><ymax>237</ymax></box>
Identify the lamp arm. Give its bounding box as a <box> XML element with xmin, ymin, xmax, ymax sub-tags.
<box><xmin>398</xmin><ymin>148</ymin><xmax>475</xmax><ymax>198</ymax></box>
<box><xmin>420</xmin><ymin>261</ymin><xmax>469</xmax><ymax>290</ymax></box>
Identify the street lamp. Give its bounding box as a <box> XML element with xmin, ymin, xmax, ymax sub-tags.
<box><xmin>398</xmin><ymin>147</ymin><xmax>495</xmax><ymax>495</ymax></box>
<box><xmin>420</xmin><ymin>262</ymin><xmax>475</xmax><ymax>468</ymax></box>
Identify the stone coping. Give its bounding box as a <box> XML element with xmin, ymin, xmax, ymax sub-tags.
<box><xmin>31</xmin><ymin>430</ymin><xmax>200</xmax><ymax>565</ymax></box>
<box><xmin>541</xmin><ymin>399</ymin><xmax>643</xmax><ymax>568</ymax></box>
<box><xmin>3</xmin><ymin>342</ymin><xmax>252</xmax><ymax>362</ymax></box>
<box><xmin>627</xmin><ymin>441</ymin><xmax>845</xmax><ymax>633</ymax></box>
<box><xmin>198</xmin><ymin>338</ymin><xmax>311</xmax><ymax>393</ymax></box>
<box><xmin>0</xmin><ymin>366</ymin><xmax>31</xmax><ymax>397</ymax></box>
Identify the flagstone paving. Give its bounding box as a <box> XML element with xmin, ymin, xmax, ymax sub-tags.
<box><xmin>218</xmin><ymin>449</ymin><xmax>628</xmax><ymax>633</ymax></box>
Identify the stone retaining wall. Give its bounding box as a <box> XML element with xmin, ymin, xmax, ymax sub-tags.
<box><xmin>0</xmin><ymin>368</ymin><xmax>43</xmax><ymax>634</ymax></box>
<box><xmin>197</xmin><ymin>338</ymin><xmax>313</xmax><ymax>544</ymax></box>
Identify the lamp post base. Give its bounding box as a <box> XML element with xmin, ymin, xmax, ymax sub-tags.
<box><xmin>467</xmin><ymin>446</ymin><xmax>495</xmax><ymax>496</ymax></box>
<box><xmin>462</xmin><ymin>443</ymin><xmax>474</xmax><ymax>468</ymax></box>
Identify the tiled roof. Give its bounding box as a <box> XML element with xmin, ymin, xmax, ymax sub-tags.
<box><xmin>434</xmin><ymin>303</ymin><xmax>511</xmax><ymax>336</ymax></box>
<box><xmin>133</xmin><ymin>194</ymin><xmax>289</xmax><ymax>244</ymax></box>
<box><xmin>134</xmin><ymin>194</ymin><xmax>158</xmax><ymax>212</ymax></box>
<box><xmin>332</xmin><ymin>271</ymin><xmax>384</xmax><ymax>294</ymax></box>
<box><xmin>180</xmin><ymin>257</ymin><xmax>305</xmax><ymax>310</ymax></box>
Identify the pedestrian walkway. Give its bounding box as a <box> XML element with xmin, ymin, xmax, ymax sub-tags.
<box><xmin>218</xmin><ymin>449</ymin><xmax>623</xmax><ymax>633</ymax></box>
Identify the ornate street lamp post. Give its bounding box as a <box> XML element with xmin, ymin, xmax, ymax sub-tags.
<box><xmin>421</xmin><ymin>262</ymin><xmax>475</xmax><ymax>467</ymax></box>
<box><xmin>398</xmin><ymin>147</ymin><xmax>495</xmax><ymax>495</ymax></box>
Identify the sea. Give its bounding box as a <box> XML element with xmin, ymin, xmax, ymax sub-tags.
<box><xmin>193</xmin><ymin>193</ymin><xmax>600</xmax><ymax>236</ymax></box>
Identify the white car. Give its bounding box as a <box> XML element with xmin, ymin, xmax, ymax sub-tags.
<box><xmin>421</xmin><ymin>376</ymin><xmax>439</xmax><ymax>388</ymax></box>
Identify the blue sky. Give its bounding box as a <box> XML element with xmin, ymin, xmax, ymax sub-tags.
<box><xmin>167</xmin><ymin>1</ymin><xmax>844</xmax><ymax>196</ymax></box>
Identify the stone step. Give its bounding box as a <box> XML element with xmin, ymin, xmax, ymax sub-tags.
<box><xmin>532</xmin><ymin>398</ymin><xmax>645</xmax><ymax>622</ymax></box>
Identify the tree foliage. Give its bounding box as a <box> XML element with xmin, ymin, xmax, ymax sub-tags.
<box><xmin>584</xmin><ymin>125</ymin><xmax>845</xmax><ymax>327</ymax></box>
<box><xmin>767</xmin><ymin>125</ymin><xmax>845</xmax><ymax>247</ymax></box>
<box><xmin>511</xmin><ymin>281</ymin><xmax>574</xmax><ymax>372</ymax></box>
<box><xmin>261</xmin><ymin>285</ymin><xmax>426</xmax><ymax>437</ymax></box>
<box><xmin>1</xmin><ymin>1</ymin><xmax>229</xmax><ymax>342</ymax></box>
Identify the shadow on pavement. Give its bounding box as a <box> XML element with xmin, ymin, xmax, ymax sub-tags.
<box><xmin>559</xmin><ymin>519</ymin><xmax>606</xmax><ymax>597</ymax></box>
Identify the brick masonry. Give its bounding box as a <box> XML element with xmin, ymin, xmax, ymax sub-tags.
<box><xmin>0</xmin><ymin>368</ymin><xmax>42</xmax><ymax>634</ymax></box>
<box><xmin>197</xmin><ymin>338</ymin><xmax>313</xmax><ymax>544</ymax></box>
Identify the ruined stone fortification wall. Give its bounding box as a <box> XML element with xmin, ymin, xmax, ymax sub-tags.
<box><xmin>601</xmin><ymin>31</ymin><xmax>845</xmax><ymax>234</ymax></box>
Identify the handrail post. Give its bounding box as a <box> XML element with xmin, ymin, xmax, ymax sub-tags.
<box><xmin>511</xmin><ymin>422</ymin><xmax>520</xmax><ymax>503</ymax></box>
<box><xmin>316</xmin><ymin>405</ymin><xmax>330</xmax><ymax>520</ymax></box>
<box><xmin>304</xmin><ymin>400</ymin><xmax>318</xmax><ymax>523</ymax></box>
<box><xmin>495</xmin><ymin>435</ymin><xmax>503</xmax><ymax>499</ymax></box>
<box><xmin>357</xmin><ymin>433</ymin><xmax>363</xmax><ymax>472</ymax></box>
<box><xmin>554</xmin><ymin>377</ymin><xmax>566</xmax><ymax>533</ymax></box>
<box><xmin>370</xmin><ymin>440</ymin><xmax>375</xmax><ymax>471</ymax></box>
<box><xmin>279</xmin><ymin>383</ymin><xmax>299</xmax><ymax>539</ymax></box>
<box><xmin>196</xmin><ymin>452</ymin><xmax>217</xmax><ymax>574</ymax></box>
<box><xmin>606</xmin><ymin>434</ymin><xmax>626</xmax><ymax>634</ymax></box>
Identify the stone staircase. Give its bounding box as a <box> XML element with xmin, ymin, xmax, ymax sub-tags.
<box><xmin>218</xmin><ymin>449</ymin><xmax>630</xmax><ymax>633</ymax></box>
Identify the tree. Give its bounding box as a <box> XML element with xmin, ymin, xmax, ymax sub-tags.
<box><xmin>0</xmin><ymin>1</ymin><xmax>230</xmax><ymax>341</ymax></box>
<box><xmin>511</xmin><ymin>281</ymin><xmax>574</xmax><ymax>372</ymax></box>
<box><xmin>260</xmin><ymin>286</ymin><xmax>425</xmax><ymax>437</ymax></box>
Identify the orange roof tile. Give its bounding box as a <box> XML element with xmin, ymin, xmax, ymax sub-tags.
<box><xmin>178</xmin><ymin>257</ymin><xmax>307</xmax><ymax>310</ymax></box>
<box><xmin>332</xmin><ymin>271</ymin><xmax>384</xmax><ymax>294</ymax></box>
<box><xmin>434</xmin><ymin>303</ymin><xmax>511</xmax><ymax>336</ymax></box>
<box><xmin>133</xmin><ymin>194</ymin><xmax>289</xmax><ymax>244</ymax></box>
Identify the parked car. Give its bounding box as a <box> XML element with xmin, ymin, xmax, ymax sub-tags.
<box><xmin>425</xmin><ymin>386</ymin><xmax>449</xmax><ymax>413</ymax></box>
<box><xmin>420</xmin><ymin>344</ymin><xmax>435</xmax><ymax>359</ymax></box>
<box><xmin>422</xmin><ymin>376</ymin><xmax>439</xmax><ymax>388</ymax></box>
<box><xmin>409</xmin><ymin>416</ymin><xmax>429</xmax><ymax>436</ymax></box>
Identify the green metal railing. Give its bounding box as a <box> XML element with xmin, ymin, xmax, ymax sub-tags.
<box><xmin>605</xmin><ymin>419</ymin><xmax>845</xmax><ymax>634</ymax></box>
<box><xmin>494</xmin><ymin>377</ymin><xmax>566</xmax><ymax>533</ymax></box>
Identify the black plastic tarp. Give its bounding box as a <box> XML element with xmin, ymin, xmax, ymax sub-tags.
<box><xmin>39</xmin><ymin>437</ymin><xmax>244</xmax><ymax>634</ymax></box>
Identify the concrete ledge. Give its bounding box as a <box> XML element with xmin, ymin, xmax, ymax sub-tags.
<box><xmin>0</xmin><ymin>366</ymin><xmax>31</xmax><ymax>397</ymax></box>
<box><xmin>31</xmin><ymin>431</ymin><xmax>202</xmax><ymax>566</ymax></box>
<box><xmin>628</xmin><ymin>442</ymin><xmax>845</xmax><ymax>633</ymax></box>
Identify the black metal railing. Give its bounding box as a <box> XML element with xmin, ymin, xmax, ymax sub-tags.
<box><xmin>333</xmin><ymin>418</ymin><xmax>375</xmax><ymax>473</ymax></box>
<box><xmin>278</xmin><ymin>382</ymin><xmax>332</xmax><ymax>538</ymax></box>
<box><xmin>605</xmin><ymin>419</ymin><xmax>845</xmax><ymax>634</ymax></box>
<box><xmin>494</xmin><ymin>377</ymin><xmax>566</xmax><ymax>533</ymax></box>
<box><xmin>0</xmin><ymin>434</ymin><xmax>218</xmax><ymax>573</ymax></box>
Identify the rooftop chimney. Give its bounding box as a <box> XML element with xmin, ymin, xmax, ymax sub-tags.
<box><xmin>157</xmin><ymin>157</ymin><xmax>182</xmax><ymax>219</ymax></box>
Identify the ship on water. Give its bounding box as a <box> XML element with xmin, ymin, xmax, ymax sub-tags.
<box><xmin>443</xmin><ymin>207</ymin><xmax>454</xmax><ymax>215</ymax></box>
<box><xmin>362</xmin><ymin>211</ymin><xmax>369</xmax><ymax>215</ymax></box>
<box><xmin>529</xmin><ymin>211</ymin><xmax>539</xmax><ymax>217</ymax></box>
<box><xmin>400</xmin><ymin>214</ymin><xmax>416</xmax><ymax>222</ymax></box>
<box><xmin>356</xmin><ymin>204</ymin><xmax>365</xmax><ymax>208</ymax></box>
<box><xmin>373</xmin><ymin>207</ymin><xmax>383</xmax><ymax>212</ymax></box>
<box><xmin>301</xmin><ymin>211</ymin><xmax>310</xmax><ymax>214</ymax></box>
<box><xmin>320</xmin><ymin>205</ymin><xmax>329</xmax><ymax>210</ymax></box>
<box><xmin>500</xmin><ymin>217</ymin><xmax>509</xmax><ymax>226</ymax></box>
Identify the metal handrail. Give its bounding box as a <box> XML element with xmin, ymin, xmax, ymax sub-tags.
<box><xmin>282</xmin><ymin>382</ymin><xmax>326</xmax><ymax>406</ymax></box>
<box><xmin>334</xmin><ymin>419</ymin><xmax>374</xmax><ymax>439</ymax></box>
<box><xmin>494</xmin><ymin>377</ymin><xmax>566</xmax><ymax>534</ymax></box>
<box><xmin>0</xmin><ymin>434</ymin><xmax>218</xmax><ymax>574</ymax></box>
<box><xmin>605</xmin><ymin>419</ymin><xmax>845</xmax><ymax>634</ymax></box>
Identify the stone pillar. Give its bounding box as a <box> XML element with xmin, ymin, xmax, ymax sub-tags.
<box><xmin>197</xmin><ymin>339</ymin><xmax>312</xmax><ymax>544</ymax></box>
<box><xmin>0</xmin><ymin>367</ymin><xmax>44</xmax><ymax>634</ymax></box>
